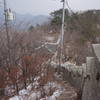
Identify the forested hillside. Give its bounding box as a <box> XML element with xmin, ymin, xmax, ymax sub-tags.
<box><xmin>50</xmin><ymin>9</ymin><xmax>100</xmax><ymax>65</ymax></box>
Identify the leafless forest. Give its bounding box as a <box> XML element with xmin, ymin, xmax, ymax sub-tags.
<box><xmin>0</xmin><ymin>0</ymin><xmax>100</xmax><ymax>100</ymax></box>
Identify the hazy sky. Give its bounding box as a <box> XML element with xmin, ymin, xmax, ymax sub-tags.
<box><xmin>2</xmin><ymin>0</ymin><xmax>100</xmax><ymax>15</ymax></box>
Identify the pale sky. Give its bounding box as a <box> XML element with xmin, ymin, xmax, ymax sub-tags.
<box><xmin>2</xmin><ymin>0</ymin><xmax>100</xmax><ymax>15</ymax></box>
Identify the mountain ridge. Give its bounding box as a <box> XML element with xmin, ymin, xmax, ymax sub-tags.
<box><xmin>0</xmin><ymin>8</ymin><xmax>50</xmax><ymax>27</ymax></box>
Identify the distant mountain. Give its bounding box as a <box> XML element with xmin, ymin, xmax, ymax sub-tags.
<box><xmin>14</xmin><ymin>14</ymin><xmax>49</xmax><ymax>30</ymax></box>
<box><xmin>0</xmin><ymin>8</ymin><xmax>50</xmax><ymax>29</ymax></box>
<box><xmin>15</xmin><ymin>13</ymin><xmax>49</xmax><ymax>25</ymax></box>
<box><xmin>14</xmin><ymin>13</ymin><xmax>50</xmax><ymax>30</ymax></box>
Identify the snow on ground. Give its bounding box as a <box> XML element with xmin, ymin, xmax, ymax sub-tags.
<box><xmin>9</xmin><ymin>81</ymin><xmax>64</xmax><ymax>100</ymax></box>
<box><xmin>9</xmin><ymin>60</ymin><xmax>80</xmax><ymax>100</ymax></box>
<box><xmin>9</xmin><ymin>61</ymin><xmax>79</xmax><ymax>100</ymax></box>
<box><xmin>40</xmin><ymin>90</ymin><xmax>63</xmax><ymax>100</ymax></box>
<box><xmin>28</xmin><ymin>91</ymin><xmax>41</xmax><ymax>100</ymax></box>
<box><xmin>9</xmin><ymin>96</ymin><xmax>20</xmax><ymax>100</ymax></box>
<box><xmin>28</xmin><ymin>82</ymin><xmax>64</xmax><ymax>100</ymax></box>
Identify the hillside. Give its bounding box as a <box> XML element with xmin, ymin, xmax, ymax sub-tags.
<box><xmin>50</xmin><ymin>9</ymin><xmax>100</xmax><ymax>65</ymax></box>
<box><xmin>0</xmin><ymin>8</ymin><xmax>100</xmax><ymax>100</ymax></box>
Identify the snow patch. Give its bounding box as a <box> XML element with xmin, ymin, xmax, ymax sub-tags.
<box><xmin>9</xmin><ymin>96</ymin><xmax>20</xmax><ymax>100</ymax></box>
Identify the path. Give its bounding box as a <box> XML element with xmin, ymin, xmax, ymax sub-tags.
<box><xmin>57</xmin><ymin>81</ymin><xmax>78</xmax><ymax>100</ymax></box>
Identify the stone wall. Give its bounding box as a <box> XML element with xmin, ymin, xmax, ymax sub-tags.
<box><xmin>60</xmin><ymin>44</ymin><xmax>100</xmax><ymax>100</ymax></box>
<box><xmin>61</xmin><ymin>63</ymin><xmax>86</xmax><ymax>90</ymax></box>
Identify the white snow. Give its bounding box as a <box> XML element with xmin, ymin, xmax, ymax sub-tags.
<box><xmin>40</xmin><ymin>90</ymin><xmax>63</xmax><ymax>100</ymax></box>
<box><xmin>9</xmin><ymin>81</ymin><xmax>64</xmax><ymax>100</ymax></box>
<box><xmin>9</xmin><ymin>96</ymin><xmax>20</xmax><ymax>100</ymax></box>
<box><xmin>28</xmin><ymin>91</ymin><xmax>41</xmax><ymax>100</ymax></box>
<box><xmin>19</xmin><ymin>89</ymin><xmax>29</xmax><ymax>95</ymax></box>
<box><xmin>34</xmin><ymin>76</ymin><xmax>40</xmax><ymax>81</ymax></box>
<box><xmin>27</xmin><ymin>84</ymin><xmax>32</xmax><ymax>91</ymax></box>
